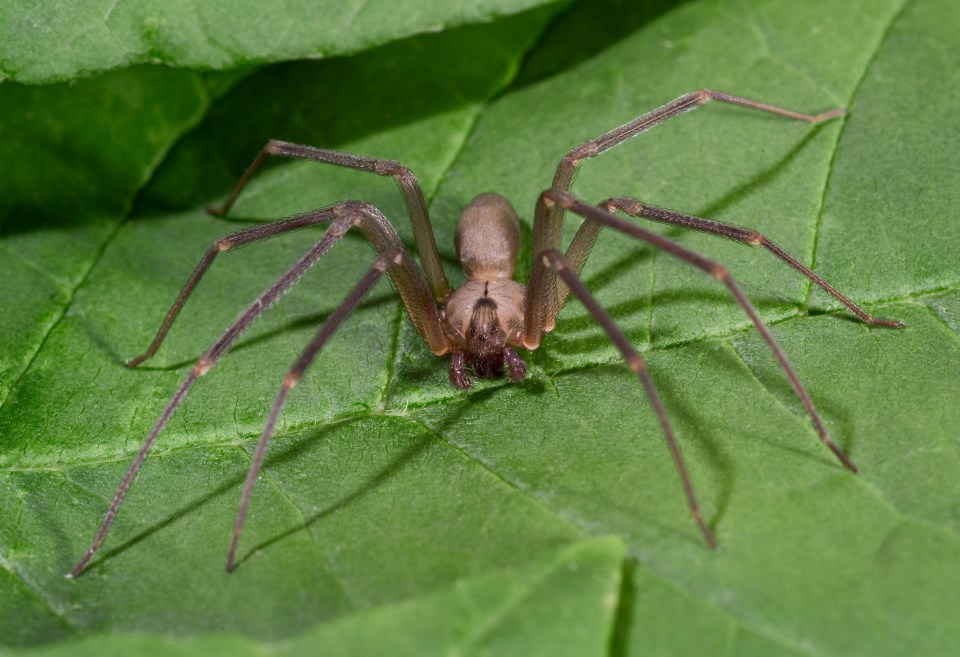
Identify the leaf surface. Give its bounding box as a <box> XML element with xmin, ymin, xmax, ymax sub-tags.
<box><xmin>1</xmin><ymin>0</ymin><xmax>959</xmax><ymax>655</ymax></box>
<box><xmin>0</xmin><ymin>0</ymin><xmax>561</xmax><ymax>84</ymax></box>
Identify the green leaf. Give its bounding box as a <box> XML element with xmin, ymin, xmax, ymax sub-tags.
<box><xmin>2</xmin><ymin>537</ymin><xmax>625</xmax><ymax>657</ymax></box>
<box><xmin>0</xmin><ymin>0</ymin><xmax>562</xmax><ymax>84</ymax></box>
<box><xmin>0</xmin><ymin>65</ymin><xmax>214</xmax><ymax>410</ymax></box>
<box><xmin>2</xmin><ymin>0</ymin><xmax>959</xmax><ymax>656</ymax></box>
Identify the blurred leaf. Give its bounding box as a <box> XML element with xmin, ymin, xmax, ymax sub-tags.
<box><xmin>0</xmin><ymin>0</ymin><xmax>563</xmax><ymax>84</ymax></box>
<box><xmin>2</xmin><ymin>0</ymin><xmax>959</xmax><ymax>656</ymax></box>
<box><xmin>1</xmin><ymin>537</ymin><xmax>625</xmax><ymax>657</ymax></box>
<box><xmin>0</xmin><ymin>65</ymin><xmax>213</xmax><ymax>408</ymax></box>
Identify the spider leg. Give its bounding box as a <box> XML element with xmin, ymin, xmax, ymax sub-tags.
<box><xmin>128</xmin><ymin>208</ymin><xmax>359</xmax><ymax>367</ymax></box>
<box><xmin>534</xmin><ymin>89</ymin><xmax>844</xmax><ymax>325</ymax></box>
<box><xmin>528</xmin><ymin>189</ymin><xmax>856</xmax><ymax>478</ymax></box>
<box><xmin>69</xmin><ymin>202</ymin><xmax>443</xmax><ymax>577</ymax></box>
<box><xmin>208</xmin><ymin>139</ymin><xmax>450</xmax><ymax>301</ymax></box>
<box><xmin>226</xmin><ymin>249</ymin><xmax>402</xmax><ymax>571</ymax></box>
<box><xmin>129</xmin><ymin>202</ymin><xmax>447</xmax><ymax>368</ymax></box>
<box><xmin>557</xmin><ymin>196</ymin><xmax>904</xmax><ymax>329</ymax></box>
<box><xmin>539</xmin><ymin>248</ymin><xmax>715</xmax><ymax>549</ymax></box>
<box><xmin>69</xmin><ymin>210</ymin><xmax>358</xmax><ymax>577</ymax></box>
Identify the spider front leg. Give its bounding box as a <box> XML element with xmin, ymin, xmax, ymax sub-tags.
<box><xmin>526</xmin><ymin>189</ymin><xmax>862</xmax><ymax>547</ymax></box>
<box><xmin>533</xmin><ymin>247</ymin><xmax>716</xmax><ymax>548</ymax></box>
<box><xmin>226</xmin><ymin>248</ymin><xmax>402</xmax><ymax>571</ymax></box>
<box><xmin>576</xmin><ymin>197</ymin><xmax>904</xmax><ymax>329</ymax></box>
<box><xmin>534</xmin><ymin>89</ymin><xmax>846</xmax><ymax>325</ymax></box>
<box><xmin>127</xmin><ymin>201</ymin><xmax>448</xmax><ymax>369</ymax></box>
<box><xmin>208</xmin><ymin>139</ymin><xmax>450</xmax><ymax>301</ymax></box>
<box><xmin>69</xmin><ymin>202</ymin><xmax>445</xmax><ymax>577</ymax></box>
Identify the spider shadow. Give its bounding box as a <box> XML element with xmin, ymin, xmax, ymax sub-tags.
<box><xmin>540</xmin><ymin>123</ymin><xmax>836</xmax><ymax>361</ymax></box>
<box><xmin>140</xmin><ymin>297</ymin><xmax>397</xmax><ymax>372</ymax></box>
<box><xmin>81</xmin><ymin>414</ymin><xmax>438</xmax><ymax>574</ymax></box>
<box><xmin>97</xmin><ymin>265</ymin><xmax>401</xmax><ymax>373</ymax></box>
<box><xmin>542</xmin><ymin>285</ymin><xmax>791</xmax><ymax>363</ymax></box>
<box><xmin>79</xmin><ymin>453</ymin><xmax>255</xmax><ymax>573</ymax></box>
<box><xmin>723</xmin><ymin>329</ymin><xmax>857</xmax><ymax>466</ymax></box>
<box><xmin>631</xmin><ymin>350</ymin><xmax>737</xmax><ymax>534</ymax></box>
<box><xmin>696</xmin><ymin>127</ymin><xmax>830</xmax><ymax>220</ymax></box>
<box><xmin>236</xmin><ymin>386</ymin><xmax>524</xmax><ymax>567</ymax></box>
<box><xmin>228</xmin><ymin>422</ymin><xmax>435</xmax><ymax>570</ymax></box>
<box><xmin>434</xmin><ymin>358</ymin><xmax>736</xmax><ymax>548</ymax></box>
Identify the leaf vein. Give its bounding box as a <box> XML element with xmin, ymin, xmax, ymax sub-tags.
<box><xmin>0</xmin><ymin>550</ymin><xmax>80</xmax><ymax>636</ymax></box>
<box><xmin>806</xmin><ymin>0</ymin><xmax>912</xmax><ymax>305</ymax></box>
<box><xmin>0</xmin><ymin>240</ymin><xmax>71</xmax><ymax>292</ymax></box>
<box><xmin>0</xmin><ymin>220</ymin><xmax>124</xmax><ymax>416</ymax></box>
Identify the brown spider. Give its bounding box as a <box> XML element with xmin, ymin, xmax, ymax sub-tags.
<box><xmin>69</xmin><ymin>89</ymin><xmax>903</xmax><ymax>577</ymax></box>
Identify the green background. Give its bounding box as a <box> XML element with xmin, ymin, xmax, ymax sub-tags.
<box><xmin>1</xmin><ymin>0</ymin><xmax>958</xmax><ymax>655</ymax></box>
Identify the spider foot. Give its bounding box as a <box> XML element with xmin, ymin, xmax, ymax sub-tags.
<box><xmin>694</xmin><ymin>512</ymin><xmax>717</xmax><ymax>550</ymax></box>
<box><xmin>813</xmin><ymin>107</ymin><xmax>845</xmax><ymax>122</ymax></box>
<box><xmin>866</xmin><ymin>317</ymin><xmax>905</xmax><ymax>329</ymax></box>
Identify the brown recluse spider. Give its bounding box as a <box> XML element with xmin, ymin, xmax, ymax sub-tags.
<box><xmin>69</xmin><ymin>89</ymin><xmax>904</xmax><ymax>578</ymax></box>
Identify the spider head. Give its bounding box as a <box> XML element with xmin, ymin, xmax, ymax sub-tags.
<box><xmin>443</xmin><ymin>278</ymin><xmax>527</xmax><ymax>387</ymax></box>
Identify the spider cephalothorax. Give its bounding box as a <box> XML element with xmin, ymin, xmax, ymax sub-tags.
<box><xmin>443</xmin><ymin>192</ymin><xmax>528</xmax><ymax>388</ymax></box>
<box><xmin>71</xmin><ymin>89</ymin><xmax>903</xmax><ymax>577</ymax></box>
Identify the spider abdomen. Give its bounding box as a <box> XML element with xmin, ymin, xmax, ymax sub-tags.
<box><xmin>455</xmin><ymin>192</ymin><xmax>521</xmax><ymax>282</ymax></box>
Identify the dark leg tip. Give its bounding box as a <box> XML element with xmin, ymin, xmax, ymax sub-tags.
<box><xmin>865</xmin><ymin>316</ymin><xmax>905</xmax><ymax>329</ymax></box>
<box><xmin>695</xmin><ymin>515</ymin><xmax>717</xmax><ymax>550</ymax></box>
<box><xmin>68</xmin><ymin>558</ymin><xmax>89</xmax><ymax>579</ymax></box>
<box><xmin>817</xmin><ymin>107</ymin><xmax>846</xmax><ymax>122</ymax></box>
<box><xmin>206</xmin><ymin>205</ymin><xmax>227</xmax><ymax>217</ymax></box>
<box><xmin>830</xmin><ymin>444</ymin><xmax>859</xmax><ymax>474</ymax></box>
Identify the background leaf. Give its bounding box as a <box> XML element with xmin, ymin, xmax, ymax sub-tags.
<box><xmin>1</xmin><ymin>0</ymin><xmax>958</xmax><ymax>655</ymax></box>
<box><xmin>2</xmin><ymin>537</ymin><xmax>626</xmax><ymax>657</ymax></box>
<box><xmin>0</xmin><ymin>0</ymin><xmax>562</xmax><ymax>84</ymax></box>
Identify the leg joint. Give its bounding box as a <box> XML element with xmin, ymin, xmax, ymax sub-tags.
<box><xmin>374</xmin><ymin>159</ymin><xmax>406</xmax><ymax>177</ymax></box>
<box><xmin>542</xmin><ymin>249</ymin><xmax>566</xmax><ymax>271</ymax></box>
<box><xmin>710</xmin><ymin>264</ymin><xmax>729</xmax><ymax>281</ymax></box>
<box><xmin>570</xmin><ymin>141</ymin><xmax>598</xmax><ymax>159</ymax></box>
<box><xmin>194</xmin><ymin>357</ymin><xmax>213</xmax><ymax>376</ymax></box>
<box><xmin>626</xmin><ymin>353</ymin><xmax>646</xmax><ymax>373</ymax></box>
<box><xmin>541</xmin><ymin>188</ymin><xmax>575</xmax><ymax>209</ymax></box>
<box><xmin>282</xmin><ymin>371</ymin><xmax>300</xmax><ymax>390</ymax></box>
